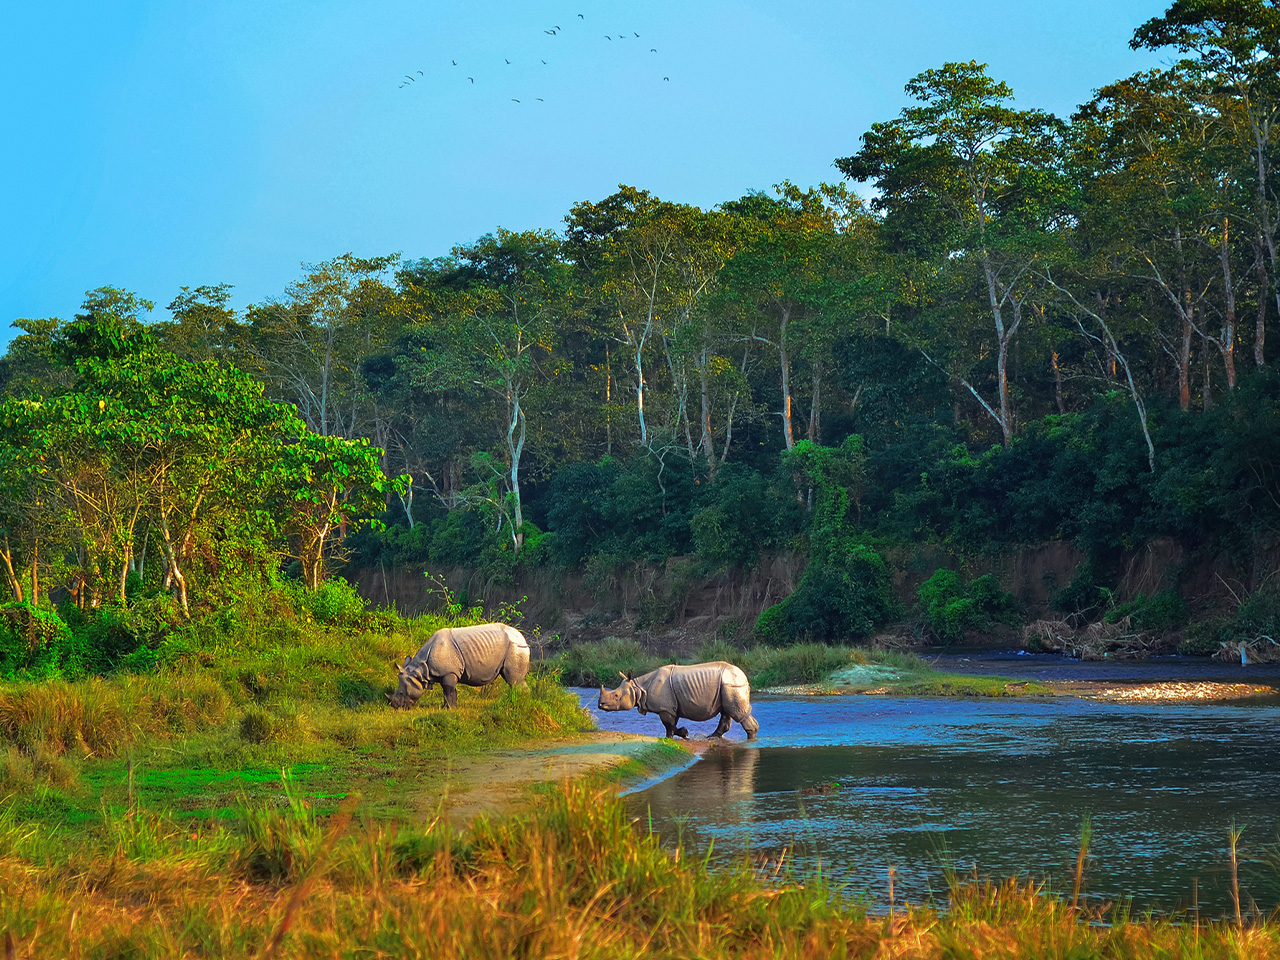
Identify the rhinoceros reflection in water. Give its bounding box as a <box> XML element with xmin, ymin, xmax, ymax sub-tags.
<box><xmin>598</xmin><ymin>662</ymin><xmax>759</xmax><ymax>739</ymax></box>
<box><xmin>389</xmin><ymin>623</ymin><xmax>530</xmax><ymax>709</ymax></box>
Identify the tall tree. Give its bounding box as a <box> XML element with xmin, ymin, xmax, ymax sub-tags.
<box><xmin>249</xmin><ymin>254</ymin><xmax>399</xmax><ymax>439</ymax></box>
<box><xmin>402</xmin><ymin>230</ymin><xmax>567</xmax><ymax>550</ymax></box>
<box><xmin>1133</xmin><ymin>0</ymin><xmax>1280</xmax><ymax>367</ymax></box>
<box><xmin>838</xmin><ymin>61</ymin><xmax>1069</xmax><ymax>445</ymax></box>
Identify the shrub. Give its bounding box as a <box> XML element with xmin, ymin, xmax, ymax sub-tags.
<box><xmin>1105</xmin><ymin>590</ymin><xmax>1187</xmax><ymax>633</ymax></box>
<box><xmin>755</xmin><ymin>545</ymin><xmax>895</xmax><ymax>645</ymax></box>
<box><xmin>306</xmin><ymin>577</ymin><xmax>368</xmax><ymax>626</ymax></box>
<box><xmin>918</xmin><ymin>569</ymin><xmax>1018</xmax><ymax>643</ymax></box>
<box><xmin>0</xmin><ymin>602</ymin><xmax>82</xmax><ymax>680</ymax></box>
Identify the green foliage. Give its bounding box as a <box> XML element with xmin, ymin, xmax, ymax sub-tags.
<box><xmin>298</xmin><ymin>577</ymin><xmax>368</xmax><ymax>626</ymax></box>
<box><xmin>557</xmin><ymin>638</ymin><xmax>662</xmax><ymax>687</ymax></box>
<box><xmin>756</xmin><ymin>439</ymin><xmax>896</xmax><ymax>644</ymax></box>
<box><xmin>0</xmin><ymin>603</ymin><xmax>81</xmax><ymax>680</ymax></box>
<box><xmin>917</xmin><ymin>569</ymin><xmax>1018</xmax><ymax>642</ymax></box>
<box><xmin>1182</xmin><ymin>580</ymin><xmax>1280</xmax><ymax>655</ymax></box>
<box><xmin>1105</xmin><ymin>589</ymin><xmax>1187</xmax><ymax>633</ymax></box>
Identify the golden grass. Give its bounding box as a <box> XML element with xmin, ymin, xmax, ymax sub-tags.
<box><xmin>1</xmin><ymin>783</ymin><xmax>1278</xmax><ymax>959</ymax></box>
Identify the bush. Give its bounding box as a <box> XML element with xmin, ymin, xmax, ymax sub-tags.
<box><xmin>1105</xmin><ymin>590</ymin><xmax>1187</xmax><ymax>633</ymax></box>
<box><xmin>0</xmin><ymin>602</ymin><xmax>84</xmax><ymax>680</ymax></box>
<box><xmin>917</xmin><ymin>569</ymin><xmax>1018</xmax><ymax>643</ymax></box>
<box><xmin>755</xmin><ymin>545</ymin><xmax>895</xmax><ymax>644</ymax></box>
<box><xmin>306</xmin><ymin>577</ymin><xmax>368</xmax><ymax>626</ymax></box>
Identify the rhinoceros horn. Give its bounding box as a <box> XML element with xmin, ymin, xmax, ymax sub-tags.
<box><xmin>618</xmin><ymin>671</ymin><xmax>628</xmax><ymax>681</ymax></box>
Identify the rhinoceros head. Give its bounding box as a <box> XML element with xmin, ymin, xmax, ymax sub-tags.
<box><xmin>387</xmin><ymin>659</ymin><xmax>427</xmax><ymax>710</ymax></box>
<box><xmin>597</xmin><ymin>672</ymin><xmax>638</xmax><ymax>712</ymax></box>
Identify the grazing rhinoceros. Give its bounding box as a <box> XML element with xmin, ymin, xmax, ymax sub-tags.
<box><xmin>388</xmin><ymin>623</ymin><xmax>530</xmax><ymax>709</ymax></box>
<box><xmin>597</xmin><ymin>661</ymin><xmax>759</xmax><ymax>739</ymax></box>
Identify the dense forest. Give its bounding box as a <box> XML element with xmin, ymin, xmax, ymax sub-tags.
<box><xmin>4</xmin><ymin>1</ymin><xmax>1280</xmax><ymax>671</ymax></box>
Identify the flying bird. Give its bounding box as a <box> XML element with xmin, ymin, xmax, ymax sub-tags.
<box><xmin>417</xmin><ymin>70</ymin><xmax>423</xmax><ymax>75</ymax></box>
<box><xmin>505</xmin><ymin>58</ymin><xmax>511</xmax><ymax>64</ymax></box>
<box><xmin>468</xmin><ymin>77</ymin><xmax>474</xmax><ymax>83</ymax></box>
<box><xmin>604</xmin><ymin>35</ymin><xmax>611</xmax><ymax>39</ymax></box>
<box><xmin>545</xmin><ymin>28</ymin><xmax>556</xmax><ymax>34</ymax></box>
<box><xmin>404</xmin><ymin>75</ymin><xmax>415</xmax><ymax>82</ymax></box>
<box><xmin>650</xmin><ymin>48</ymin><xmax>657</xmax><ymax>52</ymax></box>
<box><xmin>541</xmin><ymin>59</ymin><xmax>548</xmax><ymax>64</ymax></box>
<box><xmin>452</xmin><ymin>60</ymin><xmax>457</xmax><ymax>65</ymax></box>
<box><xmin>634</xmin><ymin>32</ymin><xmax>640</xmax><ymax>37</ymax></box>
<box><xmin>512</xmin><ymin>98</ymin><xmax>521</xmax><ymax>103</ymax></box>
<box><xmin>577</xmin><ymin>12</ymin><xmax>584</xmax><ymax>18</ymax></box>
<box><xmin>536</xmin><ymin>97</ymin><xmax>544</xmax><ymax>101</ymax></box>
<box><xmin>555</xmin><ymin>25</ymin><xmax>561</xmax><ymax>30</ymax></box>
<box><xmin>663</xmin><ymin>76</ymin><xmax>670</xmax><ymax>81</ymax></box>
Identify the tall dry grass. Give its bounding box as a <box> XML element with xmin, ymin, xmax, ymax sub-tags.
<box><xmin>2</xmin><ymin>783</ymin><xmax>1279</xmax><ymax>959</ymax></box>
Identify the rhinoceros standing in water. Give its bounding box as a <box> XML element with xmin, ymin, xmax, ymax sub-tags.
<box><xmin>598</xmin><ymin>661</ymin><xmax>759</xmax><ymax>739</ymax></box>
<box><xmin>388</xmin><ymin>623</ymin><xmax>530</xmax><ymax>709</ymax></box>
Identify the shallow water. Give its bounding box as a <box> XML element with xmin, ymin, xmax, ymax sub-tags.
<box><xmin>579</xmin><ymin>655</ymin><xmax>1280</xmax><ymax>914</ymax></box>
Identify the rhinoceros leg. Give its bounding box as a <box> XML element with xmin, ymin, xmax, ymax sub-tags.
<box><xmin>711</xmin><ymin>713</ymin><xmax>732</xmax><ymax>738</ymax></box>
<box><xmin>738</xmin><ymin>710</ymin><xmax>759</xmax><ymax>740</ymax></box>
<box><xmin>657</xmin><ymin>711</ymin><xmax>689</xmax><ymax>739</ymax></box>
<box><xmin>440</xmin><ymin>675</ymin><xmax>459</xmax><ymax>710</ymax></box>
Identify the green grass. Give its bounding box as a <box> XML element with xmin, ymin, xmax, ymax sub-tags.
<box><xmin>0</xmin><ymin>597</ymin><xmax>602</xmax><ymax>829</ymax></box>
<box><xmin>1</xmin><ymin>781</ymin><xmax>1277</xmax><ymax>958</ymax></box>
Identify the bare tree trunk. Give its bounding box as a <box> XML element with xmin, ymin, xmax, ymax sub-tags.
<box><xmin>0</xmin><ymin>539</ymin><xmax>23</xmax><ymax>603</ymax></box>
<box><xmin>699</xmin><ymin>352</ymin><xmax>716</xmax><ymax>479</ymax></box>
<box><xmin>1178</xmin><ymin>306</ymin><xmax>1193</xmax><ymax>412</ymax></box>
<box><xmin>158</xmin><ymin>513</ymin><xmax>190</xmax><ymax>617</ymax></box>
<box><xmin>605</xmin><ymin>344</ymin><xmax>613</xmax><ymax>456</ymax></box>
<box><xmin>1202</xmin><ymin>334</ymin><xmax>1214</xmax><ymax>411</ymax></box>
<box><xmin>1257</xmin><ymin>233</ymin><xmax>1270</xmax><ymax>368</ymax></box>
<box><xmin>507</xmin><ymin>388</ymin><xmax>527</xmax><ymax>551</ymax></box>
<box><xmin>778</xmin><ymin>304</ymin><xmax>795</xmax><ymax>451</ymax></box>
<box><xmin>1219</xmin><ymin>214</ymin><xmax>1238</xmax><ymax>389</ymax></box>
<box><xmin>807</xmin><ymin>365</ymin><xmax>822</xmax><ymax>443</ymax></box>
<box><xmin>1052</xmin><ymin>350</ymin><xmax>1066</xmax><ymax>414</ymax></box>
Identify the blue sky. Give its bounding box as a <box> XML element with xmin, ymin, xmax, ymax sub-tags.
<box><xmin>2</xmin><ymin>1</ymin><xmax>1167</xmax><ymax>346</ymax></box>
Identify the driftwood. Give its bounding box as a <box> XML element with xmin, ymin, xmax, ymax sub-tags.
<box><xmin>1213</xmin><ymin>637</ymin><xmax>1280</xmax><ymax>665</ymax></box>
<box><xmin>1022</xmin><ymin>617</ymin><xmax>1159</xmax><ymax>660</ymax></box>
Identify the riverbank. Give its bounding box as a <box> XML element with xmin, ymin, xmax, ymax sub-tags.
<box><xmin>4</xmin><ymin>780</ymin><xmax>1279</xmax><ymax>958</ymax></box>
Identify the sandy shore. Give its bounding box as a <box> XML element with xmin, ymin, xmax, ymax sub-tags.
<box><xmin>1050</xmin><ymin>680</ymin><xmax>1277</xmax><ymax>701</ymax></box>
<box><xmin>763</xmin><ymin>679</ymin><xmax>1278</xmax><ymax>702</ymax></box>
<box><xmin>428</xmin><ymin>731</ymin><xmax>679</xmax><ymax>822</ymax></box>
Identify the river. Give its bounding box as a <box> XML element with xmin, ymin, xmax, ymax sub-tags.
<box><xmin>577</xmin><ymin>652</ymin><xmax>1280</xmax><ymax>915</ymax></box>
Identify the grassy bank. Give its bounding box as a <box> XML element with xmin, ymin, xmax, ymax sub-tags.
<box><xmin>0</xmin><ymin>599</ymin><xmax>597</xmax><ymax>827</ymax></box>
<box><xmin>559</xmin><ymin>638</ymin><xmax>1052</xmax><ymax>697</ymax></box>
<box><xmin>2</xmin><ymin>781</ymin><xmax>1276</xmax><ymax>958</ymax></box>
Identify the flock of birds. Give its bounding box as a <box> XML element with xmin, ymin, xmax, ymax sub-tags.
<box><xmin>397</xmin><ymin>12</ymin><xmax>670</xmax><ymax>102</ymax></box>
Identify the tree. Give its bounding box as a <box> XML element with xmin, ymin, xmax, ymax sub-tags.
<box><xmin>402</xmin><ymin>230</ymin><xmax>567</xmax><ymax>551</ymax></box>
<box><xmin>249</xmin><ymin>254</ymin><xmax>400</xmax><ymax>439</ymax></box>
<box><xmin>1133</xmin><ymin>0</ymin><xmax>1280</xmax><ymax>367</ymax></box>
<box><xmin>159</xmin><ymin>283</ymin><xmax>248</xmax><ymax>362</ymax></box>
<box><xmin>838</xmin><ymin>62</ymin><xmax>1070</xmax><ymax>445</ymax></box>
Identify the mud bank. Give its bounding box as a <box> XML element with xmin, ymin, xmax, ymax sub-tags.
<box><xmin>430</xmin><ymin>731</ymin><xmax>689</xmax><ymax>822</ymax></box>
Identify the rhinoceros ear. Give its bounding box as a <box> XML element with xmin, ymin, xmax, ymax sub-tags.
<box><xmin>625</xmin><ymin>670</ymin><xmax>634</xmax><ymax>681</ymax></box>
<box><xmin>385</xmin><ymin>693</ymin><xmax>392</xmax><ymax>703</ymax></box>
